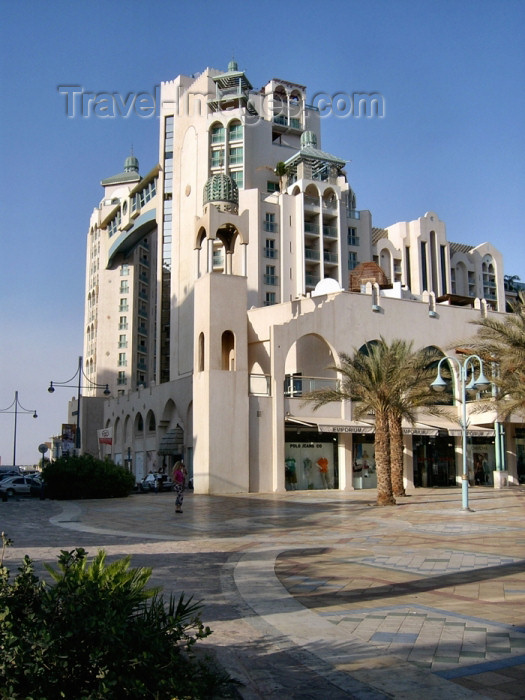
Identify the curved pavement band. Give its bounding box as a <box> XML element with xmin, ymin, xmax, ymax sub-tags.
<box><xmin>2</xmin><ymin>487</ymin><xmax>525</xmax><ymax>698</ymax></box>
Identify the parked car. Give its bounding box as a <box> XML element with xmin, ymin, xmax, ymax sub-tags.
<box><xmin>0</xmin><ymin>469</ymin><xmax>21</xmax><ymax>481</ymax></box>
<box><xmin>139</xmin><ymin>473</ymin><xmax>174</xmax><ymax>492</ymax></box>
<box><xmin>0</xmin><ymin>475</ymin><xmax>42</xmax><ymax>497</ymax></box>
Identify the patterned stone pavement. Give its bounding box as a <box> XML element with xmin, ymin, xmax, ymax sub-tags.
<box><xmin>1</xmin><ymin>486</ymin><xmax>524</xmax><ymax>698</ymax></box>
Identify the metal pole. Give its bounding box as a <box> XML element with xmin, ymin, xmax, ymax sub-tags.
<box><xmin>12</xmin><ymin>391</ymin><xmax>18</xmax><ymax>466</ymax></box>
<box><xmin>75</xmin><ymin>355</ymin><xmax>82</xmax><ymax>452</ymax></box>
<box><xmin>460</xmin><ymin>367</ymin><xmax>470</xmax><ymax>511</ymax></box>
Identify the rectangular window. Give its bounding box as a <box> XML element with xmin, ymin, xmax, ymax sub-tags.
<box><xmin>119</xmin><ymin>299</ymin><xmax>129</xmax><ymax>312</ymax></box>
<box><xmin>264</xmin><ymin>265</ymin><xmax>278</xmax><ymax>286</ymax></box>
<box><xmin>118</xmin><ymin>353</ymin><xmax>127</xmax><ymax>367</ymax></box>
<box><xmin>405</xmin><ymin>246</ymin><xmax>412</xmax><ymax>289</ymax></box>
<box><xmin>230</xmin><ymin>170</ymin><xmax>243</xmax><ymax>189</ymax></box>
<box><xmin>120</xmin><ymin>264</ymin><xmax>129</xmax><ymax>276</ymax></box>
<box><xmin>267</xmin><ymin>181</ymin><xmax>279</xmax><ymax>193</ymax></box>
<box><xmin>119</xmin><ymin>281</ymin><xmax>129</xmax><ymax>293</ymax></box>
<box><xmin>211</xmin><ymin>149</ymin><xmax>224</xmax><ymax>168</ymax></box>
<box><xmin>117</xmin><ymin>371</ymin><xmax>127</xmax><ymax>385</ymax></box>
<box><xmin>440</xmin><ymin>245</ymin><xmax>447</xmax><ymax>294</ymax></box>
<box><xmin>347</xmin><ymin>228</ymin><xmax>359</xmax><ymax>246</ymax></box>
<box><xmin>421</xmin><ymin>241</ymin><xmax>428</xmax><ymax>291</ymax></box>
<box><xmin>118</xmin><ymin>334</ymin><xmax>127</xmax><ymax>348</ymax></box>
<box><xmin>229</xmin><ymin>146</ymin><xmax>243</xmax><ymax>165</ymax></box>
<box><xmin>119</xmin><ymin>316</ymin><xmax>128</xmax><ymax>330</ymax></box>
<box><xmin>264</xmin><ymin>238</ymin><xmax>278</xmax><ymax>258</ymax></box>
<box><xmin>264</xmin><ymin>292</ymin><xmax>276</xmax><ymax>306</ymax></box>
<box><xmin>263</xmin><ymin>213</ymin><xmax>278</xmax><ymax>233</ymax></box>
<box><xmin>348</xmin><ymin>251</ymin><xmax>358</xmax><ymax>270</ymax></box>
<box><xmin>211</xmin><ymin>125</ymin><xmax>225</xmax><ymax>143</ymax></box>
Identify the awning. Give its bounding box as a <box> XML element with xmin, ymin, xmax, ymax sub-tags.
<box><xmin>449</xmin><ymin>426</ymin><xmax>495</xmax><ymax>438</ymax></box>
<box><xmin>157</xmin><ymin>426</ymin><xmax>184</xmax><ymax>455</ymax></box>
<box><xmin>402</xmin><ymin>422</ymin><xmax>439</xmax><ymax>437</ymax></box>
<box><xmin>286</xmin><ymin>417</ymin><xmax>374</xmax><ymax>434</ymax></box>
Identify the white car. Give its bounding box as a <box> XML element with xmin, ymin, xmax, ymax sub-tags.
<box><xmin>0</xmin><ymin>475</ymin><xmax>41</xmax><ymax>497</ymax></box>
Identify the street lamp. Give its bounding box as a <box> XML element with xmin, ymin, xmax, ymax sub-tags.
<box><xmin>0</xmin><ymin>391</ymin><xmax>38</xmax><ymax>467</ymax></box>
<box><xmin>431</xmin><ymin>354</ymin><xmax>490</xmax><ymax>511</ymax></box>
<box><xmin>48</xmin><ymin>356</ymin><xmax>110</xmax><ymax>454</ymax></box>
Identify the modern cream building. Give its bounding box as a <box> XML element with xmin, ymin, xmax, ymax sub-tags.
<box><xmin>78</xmin><ymin>62</ymin><xmax>523</xmax><ymax>491</ymax></box>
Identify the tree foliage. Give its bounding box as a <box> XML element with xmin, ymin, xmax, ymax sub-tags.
<box><xmin>0</xmin><ymin>534</ymin><xmax>239</xmax><ymax>699</ymax></box>
<box><xmin>303</xmin><ymin>338</ymin><xmax>442</xmax><ymax>503</ymax></box>
<box><xmin>460</xmin><ymin>300</ymin><xmax>525</xmax><ymax>420</ymax></box>
<box><xmin>42</xmin><ymin>454</ymin><xmax>135</xmax><ymax>499</ymax></box>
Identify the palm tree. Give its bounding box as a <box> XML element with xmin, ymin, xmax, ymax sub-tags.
<box><xmin>274</xmin><ymin>161</ymin><xmax>289</xmax><ymax>193</ymax></box>
<box><xmin>467</xmin><ymin>302</ymin><xmax>525</xmax><ymax>419</ymax></box>
<box><xmin>386</xmin><ymin>342</ymin><xmax>444</xmax><ymax>496</ymax></box>
<box><xmin>303</xmin><ymin>339</ymin><xmax>442</xmax><ymax>504</ymax></box>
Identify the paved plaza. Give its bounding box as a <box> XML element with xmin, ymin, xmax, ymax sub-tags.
<box><xmin>1</xmin><ymin>486</ymin><xmax>525</xmax><ymax>698</ymax></box>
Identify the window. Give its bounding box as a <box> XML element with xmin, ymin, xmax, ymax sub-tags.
<box><xmin>119</xmin><ymin>281</ymin><xmax>129</xmax><ymax>293</ymax></box>
<box><xmin>120</xmin><ymin>264</ymin><xmax>130</xmax><ymax>276</ymax></box>
<box><xmin>229</xmin><ymin>146</ymin><xmax>243</xmax><ymax>165</ymax></box>
<box><xmin>267</xmin><ymin>181</ymin><xmax>279</xmax><ymax>193</ymax></box>
<box><xmin>421</xmin><ymin>241</ymin><xmax>428</xmax><ymax>291</ymax></box>
<box><xmin>211</xmin><ymin>124</ymin><xmax>225</xmax><ymax>143</ymax></box>
<box><xmin>119</xmin><ymin>299</ymin><xmax>129</xmax><ymax>312</ymax></box>
<box><xmin>228</xmin><ymin>122</ymin><xmax>243</xmax><ymax>141</ymax></box>
<box><xmin>264</xmin><ymin>213</ymin><xmax>277</xmax><ymax>233</ymax></box>
<box><xmin>118</xmin><ymin>334</ymin><xmax>127</xmax><ymax>348</ymax></box>
<box><xmin>347</xmin><ymin>227</ymin><xmax>359</xmax><ymax>246</ymax></box>
<box><xmin>119</xmin><ymin>316</ymin><xmax>128</xmax><ymax>330</ymax></box>
<box><xmin>264</xmin><ymin>265</ymin><xmax>278</xmax><ymax>285</ymax></box>
<box><xmin>348</xmin><ymin>251</ymin><xmax>358</xmax><ymax>270</ymax></box>
<box><xmin>264</xmin><ymin>238</ymin><xmax>277</xmax><ymax>258</ymax></box>
<box><xmin>211</xmin><ymin>149</ymin><xmax>224</xmax><ymax>168</ymax></box>
<box><xmin>230</xmin><ymin>170</ymin><xmax>243</xmax><ymax>188</ymax></box>
<box><xmin>118</xmin><ymin>353</ymin><xmax>127</xmax><ymax>366</ymax></box>
<box><xmin>117</xmin><ymin>371</ymin><xmax>127</xmax><ymax>385</ymax></box>
<box><xmin>264</xmin><ymin>292</ymin><xmax>276</xmax><ymax>306</ymax></box>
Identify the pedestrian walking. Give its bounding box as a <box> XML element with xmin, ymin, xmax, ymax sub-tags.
<box><xmin>173</xmin><ymin>461</ymin><xmax>186</xmax><ymax>513</ymax></box>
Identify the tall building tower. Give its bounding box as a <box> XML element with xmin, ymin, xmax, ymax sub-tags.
<box><xmin>80</xmin><ymin>62</ymin><xmax>510</xmax><ymax>492</ymax></box>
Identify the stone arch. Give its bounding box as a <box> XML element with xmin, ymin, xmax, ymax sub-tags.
<box><xmin>146</xmin><ymin>410</ymin><xmax>156</xmax><ymax>432</ymax></box>
<box><xmin>135</xmin><ymin>412</ymin><xmax>144</xmax><ymax>436</ymax></box>
<box><xmin>284</xmin><ymin>333</ymin><xmax>338</xmax><ymax>396</ymax></box>
<box><xmin>221</xmin><ymin>330</ymin><xmax>235</xmax><ymax>370</ymax></box>
<box><xmin>304</xmin><ymin>183</ymin><xmax>320</xmax><ymax>199</ymax></box>
<box><xmin>114</xmin><ymin>417</ymin><xmax>121</xmax><ymax>447</ymax></box>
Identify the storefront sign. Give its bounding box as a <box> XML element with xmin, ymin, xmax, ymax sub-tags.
<box><xmin>318</xmin><ymin>424</ymin><xmax>373</xmax><ymax>434</ymax></box>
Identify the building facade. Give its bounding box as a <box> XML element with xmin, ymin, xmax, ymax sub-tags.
<box><xmin>79</xmin><ymin>62</ymin><xmax>522</xmax><ymax>491</ymax></box>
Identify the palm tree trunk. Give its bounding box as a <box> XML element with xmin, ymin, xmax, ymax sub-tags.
<box><xmin>375</xmin><ymin>409</ymin><xmax>395</xmax><ymax>505</ymax></box>
<box><xmin>389</xmin><ymin>411</ymin><xmax>406</xmax><ymax>496</ymax></box>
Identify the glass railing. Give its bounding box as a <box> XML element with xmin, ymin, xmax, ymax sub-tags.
<box><xmin>304</xmin><ymin>222</ymin><xmax>319</xmax><ymax>234</ymax></box>
<box><xmin>347</xmin><ymin>209</ymin><xmax>361</xmax><ymax>219</ymax></box>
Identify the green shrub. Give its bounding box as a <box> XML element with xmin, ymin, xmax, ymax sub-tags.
<box><xmin>42</xmin><ymin>454</ymin><xmax>136</xmax><ymax>499</ymax></box>
<box><xmin>0</xmin><ymin>533</ymin><xmax>240</xmax><ymax>699</ymax></box>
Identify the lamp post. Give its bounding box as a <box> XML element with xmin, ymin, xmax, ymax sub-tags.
<box><xmin>0</xmin><ymin>391</ymin><xmax>38</xmax><ymax>467</ymax></box>
<box><xmin>48</xmin><ymin>356</ymin><xmax>110</xmax><ymax>454</ymax></box>
<box><xmin>431</xmin><ymin>354</ymin><xmax>490</xmax><ymax>511</ymax></box>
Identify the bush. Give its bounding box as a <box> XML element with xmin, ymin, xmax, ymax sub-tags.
<box><xmin>0</xmin><ymin>533</ymin><xmax>240</xmax><ymax>699</ymax></box>
<box><xmin>42</xmin><ymin>454</ymin><xmax>136</xmax><ymax>499</ymax></box>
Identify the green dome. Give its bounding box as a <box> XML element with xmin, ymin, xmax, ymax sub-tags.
<box><xmin>203</xmin><ymin>173</ymin><xmax>239</xmax><ymax>207</ymax></box>
<box><xmin>227</xmin><ymin>59</ymin><xmax>238</xmax><ymax>72</ymax></box>
<box><xmin>124</xmin><ymin>154</ymin><xmax>139</xmax><ymax>173</ymax></box>
<box><xmin>300</xmin><ymin>131</ymin><xmax>317</xmax><ymax>149</ymax></box>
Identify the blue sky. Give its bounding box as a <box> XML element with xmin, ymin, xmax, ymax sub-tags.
<box><xmin>1</xmin><ymin>0</ymin><xmax>524</xmax><ymax>465</ymax></box>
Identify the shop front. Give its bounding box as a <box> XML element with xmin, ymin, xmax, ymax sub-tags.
<box><xmin>284</xmin><ymin>429</ymin><xmax>338</xmax><ymax>490</ymax></box>
<box><xmin>413</xmin><ymin>434</ymin><xmax>456</xmax><ymax>487</ymax></box>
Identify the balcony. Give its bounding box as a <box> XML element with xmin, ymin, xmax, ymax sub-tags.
<box><xmin>323</xmin><ymin>251</ymin><xmax>338</xmax><ymax>264</ymax></box>
<box><xmin>305</xmin><ymin>248</ymin><xmax>320</xmax><ymax>261</ymax></box>
<box><xmin>263</xmin><ymin>221</ymin><xmax>278</xmax><ymax>233</ymax></box>
<box><xmin>347</xmin><ymin>209</ymin><xmax>361</xmax><ymax>220</ymax></box>
<box><xmin>304</xmin><ymin>222</ymin><xmax>319</xmax><ymax>235</ymax></box>
<box><xmin>305</xmin><ymin>274</ymin><xmax>320</xmax><ymax>288</ymax></box>
<box><xmin>304</xmin><ymin>195</ymin><xmax>320</xmax><ymax>209</ymax></box>
<box><xmin>323</xmin><ymin>225</ymin><xmax>338</xmax><ymax>239</ymax></box>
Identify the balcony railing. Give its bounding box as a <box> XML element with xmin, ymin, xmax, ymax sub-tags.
<box><xmin>305</xmin><ymin>274</ymin><xmax>320</xmax><ymax>287</ymax></box>
<box><xmin>264</xmin><ymin>247</ymin><xmax>278</xmax><ymax>259</ymax></box>
<box><xmin>347</xmin><ymin>209</ymin><xmax>361</xmax><ymax>220</ymax></box>
<box><xmin>263</xmin><ymin>221</ymin><xmax>278</xmax><ymax>233</ymax></box>
<box><xmin>284</xmin><ymin>375</ymin><xmax>338</xmax><ymax>397</ymax></box>
<box><xmin>304</xmin><ymin>195</ymin><xmax>320</xmax><ymax>208</ymax></box>
<box><xmin>305</xmin><ymin>248</ymin><xmax>320</xmax><ymax>261</ymax></box>
<box><xmin>323</xmin><ymin>225</ymin><xmax>338</xmax><ymax>238</ymax></box>
<box><xmin>304</xmin><ymin>222</ymin><xmax>319</xmax><ymax>235</ymax></box>
<box><xmin>324</xmin><ymin>251</ymin><xmax>338</xmax><ymax>264</ymax></box>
